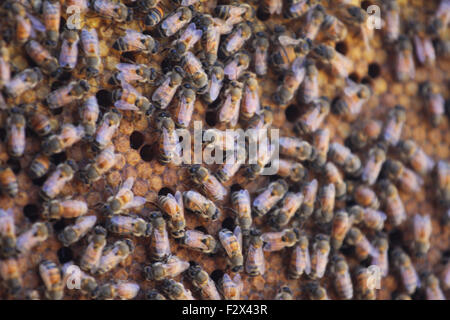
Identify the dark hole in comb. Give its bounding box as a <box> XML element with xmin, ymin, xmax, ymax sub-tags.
<box><xmin>348</xmin><ymin>72</ymin><xmax>360</xmax><ymax>83</ymax></box>
<box><xmin>210</xmin><ymin>269</ymin><xmax>224</xmax><ymax>283</ymax></box>
<box><xmin>221</xmin><ymin>217</ymin><xmax>235</xmax><ymax>230</ymax></box>
<box><xmin>388</xmin><ymin>229</ymin><xmax>404</xmax><ymax>248</ymax></box>
<box><xmin>59</xmin><ymin>17</ymin><xmax>66</xmax><ymax>33</ymax></box>
<box><xmin>53</xmin><ymin>219</ymin><xmax>67</xmax><ymax>233</ymax></box>
<box><xmin>194</xmin><ymin>226</ymin><xmax>208</xmax><ymax>233</ymax></box>
<box><xmin>51</xmin><ymin>81</ymin><xmax>64</xmax><ymax>91</ymax></box>
<box><xmin>368</xmin><ymin>62</ymin><xmax>381</xmax><ymax>78</ymax></box>
<box><xmin>205</xmin><ymin>111</ymin><xmax>218</xmax><ymax>127</ymax></box>
<box><xmin>285</xmin><ymin>104</ymin><xmax>302</xmax><ymax>122</ymax></box>
<box><xmin>188</xmin><ymin>260</ymin><xmax>198</xmax><ymax>267</ymax></box>
<box><xmin>57</xmin><ymin>247</ymin><xmax>73</xmax><ymax>264</ymax></box>
<box><xmin>51</xmin><ymin>152</ymin><xmax>67</xmax><ymax>165</ymax></box>
<box><xmin>330</xmin><ymin>96</ymin><xmax>341</xmax><ymax>115</ymax></box>
<box><xmin>158</xmin><ymin>187</ymin><xmax>174</xmax><ymax>196</ymax></box>
<box><xmin>130</xmin><ymin>131</ymin><xmax>145</xmax><ymax>150</ymax></box>
<box><xmin>7</xmin><ymin>159</ymin><xmax>21</xmax><ymax>174</ymax></box>
<box><xmin>361</xmin><ymin>1</ymin><xmax>374</xmax><ymax>11</ymax></box>
<box><xmin>256</xmin><ymin>6</ymin><xmax>270</xmax><ymax>21</ymax></box>
<box><xmin>160</xmin><ymin>58</ymin><xmax>173</xmax><ymax>74</ymax></box>
<box><xmin>335</xmin><ymin>41</ymin><xmax>348</xmax><ymax>55</ymax></box>
<box><xmin>359</xmin><ymin>257</ymin><xmax>372</xmax><ymax>268</ymax></box>
<box><xmin>361</xmin><ymin>76</ymin><xmax>373</xmax><ymax>86</ymax></box>
<box><xmin>96</xmin><ymin>90</ymin><xmax>112</xmax><ymax>108</ymax></box>
<box><xmin>230</xmin><ymin>184</ymin><xmax>243</xmax><ymax>193</ymax></box>
<box><xmin>139</xmin><ymin>144</ymin><xmax>154</xmax><ymax>162</ymax></box>
<box><xmin>50</xmin><ymin>107</ymin><xmax>63</xmax><ymax>115</ymax></box>
<box><xmin>411</xmin><ymin>290</ymin><xmax>426</xmax><ymax>300</ymax></box>
<box><xmin>339</xmin><ymin>243</ymin><xmax>355</xmax><ymax>256</ymax></box>
<box><xmin>0</xmin><ymin>128</ymin><xmax>5</xmax><ymax>140</ymax></box>
<box><xmin>32</xmin><ymin>176</ymin><xmax>47</xmax><ymax>187</ymax></box>
<box><xmin>57</xmin><ymin>71</ymin><xmax>72</xmax><ymax>82</ymax></box>
<box><xmin>23</xmin><ymin>204</ymin><xmax>40</xmax><ymax>223</ymax></box>
<box><xmin>120</xmin><ymin>52</ymin><xmax>137</xmax><ymax>63</ymax></box>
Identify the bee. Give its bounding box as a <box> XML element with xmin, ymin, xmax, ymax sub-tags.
<box><xmin>216</xmin><ymin>80</ymin><xmax>243</xmax><ymax>127</ymax></box>
<box><xmin>215</xmin><ymin>3</ymin><xmax>254</xmax><ymax>21</ymax></box>
<box><xmin>219</xmin><ymin>226</ymin><xmax>243</xmax><ymax>272</ymax></box>
<box><xmin>261</xmin><ymin>228</ymin><xmax>299</xmax><ymax>252</ymax></box>
<box><xmin>161</xmin><ymin>279</ymin><xmax>195</xmax><ymax>300</ymax></box>
<box><xmin>330</xmin><ymin>255</ymin><xmax>353</xmax><ymax>300</ymax></box>
<box><xmin>149</xmin><ymin>212</ymin><xmax>171</xmax><ymax>262</ymax></box>
<box><xmin>97</xmin><ymin>239</ymin><xmax>134</xmax><ymax>275</ymax></box>
<box><xmin>382</xmin><ymin>0</ymin><xmax>400</xmax><ymax>43</ymax></box>
<box><xmin>4</xmin><ymin>1</ymin><xmax>32</xmax><ymax>44</ymax></box>
<box><xmin>244</xmin><ymin>229</ymin><xmax>265</xmax><ymax>277</ymax></box>
<box><xmin>24</xmin><ymin>40</ymin><xmax>59</xmax><ymax>77</ymax></box>
<box><xmin>313</xmin><ymin>184</ymin><xmax>335</xmax><ymax>226</ymax></box>
<box><xmin>144</xmin><ymin>255</ymin><xmax>189</xmax><ymax>281</ymax></box>
<box><xmin>245</xmin><ymin>105</ymin><xmax>273</xmax><ymax>138</ymax></box>
<box><xmin>109</xmin><ymin>63</ymin><xmax>160</xmax><ymax>86</ymax></box>
<box><xmin>196</xmin><ymin>15</ymin><xmax>221</xmax><ymax>67</ymax></box>
<box><xmin>79</xmin><ymin>96</ymin><xmax>100</xmax><ymax>139</ymax></box>
<box><xmin>146</xmin><ymin>290</ymin><xmax>166</xmax><ymax>300</ymax></box>
<box><xmin>270</xmin><ymin>191</ymin><xmax>304</xmax><ymax>229</ymax></box>
<box><xmin>271</xmin><ymin>33</ymin><xmax>310</xmax><ymax>72</ymax></box>
<box><xmin>362</xmin><ymin>208</ymin><xmax>387</xmax><ymax>231</ymax></box>
<box><xmin>220</xmin><ymin>273</ymin><xmax>243</xmax><ymax>300</ymax></box>
<box><xmin>107</xmin><ymin>215</ymin><xmax>151</xmax><ymax>237</ymax></box>
<box><xmin>216</xmin><ymin>150</ymin><xmax>246</xmax><ymax>183</ymax></box>
<box><xmin>253</xmin><ymin>179</ymin><xmax>288</xmax><ymax>217</ymax></box>
<box><xmin>301</xmin><ymin>5</ymin><xmax>325</xmax><ymax>40</ymax></box>
<box><xmin>180</xmin><ymin>228</ymin><xmax>218</xmax><ymax>254</ymax></box>
<box><xmin>171</xmin><ymin>84</ymin><xmax>196</xmax><ymax>129</ymax></box>
<box><xmin>189</xmin><ymin>165</ymin><xmax>228</xmax><ymax>202</ymax></box>
<box><xmin>5</xmin><ymin>108</ymin><xmax>26</xmax><ymax>159</ymax></box>
<box><xmin>59</xmin><ymin>30</ymin><xmax>79</xmax><ymax>71</ymax></box>
<box><xmin>392</xmin><ymin>248</ymin><xmax>420</xmax><ymax>295</ymax></box>
<box><xmin>111</xmin><ymin>83</ymin><xmax>153</xmax><ymax>114</ymax></box>
<box><xmin>94</xmin><ymin>282</ymin><xmax>140</xmax><ymax>300</ymax></box>
<box><xmin>244</xmin><ymin>141</ymin><xmax>275</xmax><ymax>181</ymax></box>
<box><xmin>308</xmin><ymin>129</ymin><xmax>330</xmax><ymax>170</ymax></box>
<box><xmin>223</xmin><ymin>51</ymin><xmax>250</xmax><ymax>81</ymax></box>
<box><xmin>219</xmin><ymin>22</ymin><xmax>252</xmax><ymax>58</ymax></box>
<box><xmin>273</xmin><ymin>57</ymin><xmax>306</xmax><ymax>105</ymax></box>
<box><xmin>168</xmin><ymin>23</ymin><xmax>202</xmax><ymax>60</ymax></box>
<box><xmin>308</xmin><ymin>234</ymin><xmax>330</xmax><ymax>279</ymax></box>
<box><xmin>413</xmin><ymin>214</ymin><xmax>432</xmax><ymax>257</ymax></box>
<box><xmin>423</xmin><ymin>273</ymin><xmax>445</xmax><ymax>300</ymax></box>
<box><xmin>328</xmin><ymin>142</ymin><xmax>362</xmax><ymax>176</ymax></box>
<box><xmin>16</xmin><ymin>222</ymin><xmax>49</xmax><ymax>254</ymax></box>
<box><xmin>81</xmin><ymin>28</ymin><xmax>101</xmax><ymax>78</ymax></box>
<box><xmin>371</xmin><ymin>235</ymin><xmax>389</xmax><ymax>277</ymax></box>
<box><xmin>202</xmin><ymin>63</ymin><xmax>224</xmax><ymax>104</ymax></box>
<box><xmin>310</xmin><ymin>43</ymin><xmax>352</xmax><ymax>78</ymax></box>
<box><xmin>419</xmin><ymin>81</ymin><xmax>445</xmax><ymax>127</ymax></box>
<box><xmin>0</xmin><ymin>41</ymin><xmax>10</xmax><ymax>89</ymax></box>
<box><xmin>0</xmin><ymin>208</ymin><xmax>16</xmax><ymax>258</ymax></box>
<box><xmin>40</xmin><ymin>161</ymin><xmax>77</xmax><ymax>199</ymax></box>
<box><xmin>183</xmin><ymin>190</ymin><xmax>221</xmax><ymax>221</ymax></box>
<box><xmin>377</xmin><ymin>179</ymin><xmax>406</xmax><ymax>226</ymax></box>
<box><xmin>360</xmin><ymin>146</ymin><xmax>386</xmax><ymax>186</ymax></box>
<box><xmin>383</xmin><ymin>159</ymin><xmax>424</xmax><ymax>194</ymax></box>
<box><xmin>105</xmin><ymin>177</ymin><xmax>147</xmax><ymax>215</ymax></box>
<box><xmin>274</xmin><ymin>158</ymin><xmax>307</xmax><ymax>182</ymax></box>
<box><xmin>46</xmin><ymin>80</ymin><xmax>90</xmax><ymax>109</ymax></box>
<box><xmin>436</xmin><ymin>160</ymin><xmax>450</xmax><ymax>208</ymax></box>
<box><xmin>80</xmin><ymin>226</ymin><xmax>107</xmax><ymax>273</ymax></box>
<box><xmin>58</xmin><ymin>215</ymin><xmax>97</xmax><ymax>246</ymax></box>
<box><xmin>42</xmin><ymin>198</ymin><xmax>87</xmax><ymax>220</ymax></box>
<box><xmin>61</xmin><ymin>262</ymin><xmax>97</xmax><ymax>296</ymax></box>
<box><xmin>333</xmin><ymin>78</ymin><xmax>371</xmax><ymax>118</ymax></box>
<box><xmin>239</xmin><ymin>72</ymin><xmax>261</xmax><ymax>121</ymax></box>
<box><xmin>394</xmin><ymin>35</ymin><xmax>415</xmax><ymax>82</ymax></box>
<box><xmin>138</xmin><ymin>0</ymin><xmax>160</xmax><ymax>12</ymax></box>
<box><xmin>427</xmin><ymin>0</ymin><xmax>450</xmax><ymax>37</ymax></box>
<box><xmin>0</xmin><ymin>165</ymin><xmax>19</xmax><ymax>198</ymax></box>
<box><xmin>252</xmin><ymin>32</ymin><xmax>269</xmax><ymax>76</ymax></box>
<box><xmin>397</xmin><ymin>140</ymin><xmax>434</xmax><ymax>176</ymax></box>
<box><xmin>22</xmin><ymin>104</ymin><xmax>54</xmax><ymax>137</ymax></box>
<box><xmin>297</xmin><ymin>179</ymin><xmax>318</xmax><ymax>221</ymax></box>
<box><xmin>296</xmin><ymin>97</ymin><xmax>330</xmax><ymax>135</ymax></box>
<box><xmin>94</xmin><ymin>111</ymin><xmax>121</xmax><ymax>151</ymax></box>
<box><xmin>283</xmin><ymin>0</ymin><xmax>311</xmax><ymax>19</ymax></box>
<box><xmin>0</xmin><ymin>258</ymin><xmax>22</xmax><ymax>296</ymax></box>
<box><xmin>39</xmin><ymin>260</ymin><xmax>63</xmax><ymax>300</ymax></box>
<box><xmin>3</xmin><ymin>67</ymin><xmax>43</xmax><ymax>99</ymax></box>
<box><xmin>346</xmin><ymin>227</ymin><xmax>377</xmax><ymax>261</ymax></box>
<box><xmin>379</xmin><ymin>105</ymin><xmax>406</xmax><ymax>148</ymax></box>
<box><xmin>178</xmin><ymin>52</ymin><xmax>207</xmax><ymax>91</ymax></box>
<box><xmin>186</xmin><ymin>264</ymin><xmax>221</xmax><ymax>300</ymax></box>
<box><xmin>155</xmin><ymin>112</ymin><xmax>181</xmax><ymax>165</ymax></box>
<box><xmin>42</xmin><ymin>0</ymin><xmax>60</xmax><ymax>47</ymax></box>
<box><xmin>275</xmin><ymin>286</ymin><xmax>293</xmax><ymax>300</ymax></box>
<box><xmin>91</xmin><ymin>0</ymin><xmax>133</xmax><ymax>22</ymax></box>
<box><xmin>355</xmin><ymin>267</ymin><xmax>376</xmax><ymax>300</ymax></box>
<box><xmin>157</xmin><ymin>191</ymin><xmax>186</xmax><ymax>238</ymax></box>
<box><xmin>330</xmin><ymin>209</ymin><xmax>353</xmax><ymax>250</ymax></box>
<box><xmin>347</xmin><ymin>119</ymin><xmax>382</xmax><ymax>150</ymax></box>
<box><xmin>321</xmin><ymin>13</ymin><xmax>348</xmax><ymax>42</ymax></box>
<box><xmin>112</xmin><ymin>29</ymin><xmax>158</xmax><ymax>54</ymax></box>
<box><xmin>42</xmin><ymin>124</ymin><xmax>85</xmax><ymax>155</ymax></box>
<box><xmin>144</xmin><ymin>3</ymin><xmax>166</xmax><ymax>27</ymax></box>
<box><xmin>230</xmin><ymin>189</ymin><xmax>252</xmax><ymax>235</ymax></box>
<box><xmin>158</xmin><ymin>6</ymin><xmax>192</xmax><ymax>38</ymax></box>
<box><xmin>408</xmin><ymin>24</ymin><xmax>436</xmax><ymax>67</ymax></box>
<box><xmin>305</xmin><ymin>282</ymin><xmax>329</xmax><ymax>300</ymax></box>
<box><xmin>288</xmin><ymin>234</ymin><xmax>311</xmax><ymax>279</ymax></box>
<box><xmin>296</xmin><ymin>59</ymin><xmax>319</xmax><ymax>105</ymax></box>
<box><xmin>152</xmin><ymin>69</ymin><xmax>183</xmax><ymax>109</ymax></box>
<box><xmin>279</xmin><ymin>137</ymin><xmax>315</xmax><ymax>162</ymax></box>
<box><xmin>323</xmin><ymin>162</ymin><xmax>345</xmax><ymax>199</ymax></box>
<box><xmin>354</xmin><ymin>185</ymin><xmax>380</xmax><ymax>209</ymax></box>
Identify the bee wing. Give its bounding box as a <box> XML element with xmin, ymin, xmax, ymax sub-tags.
<box><xmin>124</xmin><ymin>29</ymin><xmax>146</xmax><ymax>51</ymax></box>
<box><xmin>278</xmin><ymin>35</ymin><xmax>302</xmax><ymax>47</ymax></box>
<box><xmin>121</xmin><ymin>177</ymin><xmax>135</xmax><ymax>190</ymax></box>
<box><xmin>261</xmin><ymin>234</ymin><xmax>285</xmax><ymax>252</ymax></box>
<box><xmin>117</xmin><ymin>63</ymin><xmax>144</xmax><ymax>82</ymax></box>
<box><xmin>122</xmin><ymin>196</ymin><xmax>147</xmax><ymax>210</ymax></box>
<box><xmin>27</xmin><ymin>13</ymin><xmax>46</xmax><ymax>34</ymax></box>
<box><xmin>304</xmin><ymin>247</ymin><xmax>311</xmax><ymax>275</ymax></box>
<box><xmin>234</xmin><ymin>225</ymin><xmax>242</xmax><ymax>250</ymax></box>
<box><xmin>114</xmin><ymin>100</ymin><xmax>139</xmax><ymax>111</ymax></box>
<box><xmin>175</xmin><ymin>191</ymin><xmax>184</xmax><ymax>213</ymax></box>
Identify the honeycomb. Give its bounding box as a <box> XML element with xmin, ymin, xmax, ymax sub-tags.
<box><xmin>0</xmin><ymin>0</ymin><xmax>448</xmax><ymax>300</ymax></box>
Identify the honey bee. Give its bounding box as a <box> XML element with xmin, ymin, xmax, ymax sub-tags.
<box><xmin>245</xmin><ymin>228</ymin><xmax>266</xmax><ymax>277</ymax></box>
<box><xmin>297</xmin><ymin>97</ymin><xmax>330</xmax><ymax>134</ymax></box>
<box><xmin>148</xmin><ymin>211</ymin><xmax>171</xmax><ymax>262</ymax></box>
<box><xmin>273</xmin><ymin>158</ymin><xmax>307</xmax><ymax>183</ymax></box>
<box><xmin>144</xmin><ymin>255</ymin><xmax>189</xmax><ymax>281</ymax></box>
<box><xmin>3</xmin><ymin>67</ymin><xmax>43</xmax><ymax>99</ymax></box>
<box><xmin>189</xmin><ymin>165</ymin><xmax>228</xmax><ymax>202</ymax></box>
<box><xmin>308</xmin><ymin>234</ymin><xmax>330</xmax><ymax>279</ymax></box>
<box><xmin>328</xmin><ymin>142</ymin><xmax>361</xmax><ymax>176</ymax></box>
<box><xmin>397</xmin><ymin>139</ymin><xmax>435</xmax><ymax>176</ymax></box>
<box><xmin>170</xmin><ymin>23</ymin><xmax>203</xmax><ymax>59</ymax></box>
<box><xmin>216</xmin><ymin>150</ymin><xmax>246</xmax><ymax>183</ymax></box>
<box><xmin>423</xmin><ymin>273</ymin><xmax>445</xmax><ymax>300</ymax></box>
<box><xmin>178</xmin><ymin>53</ymin><xmax>207</xmax><ymax>91</ymax></box>
<box><xmin>40</xmin><ymin>160</ymin><xmax>77</xmax><ymax>200</ymax></box>
<box><xmin>112</xmin><ymin>29</ymin><xmax>158</xmax><ymax>55</ymax></box>
<box><xmin>161</xmin><ymin>279</ymin><xmax>195</xmax><ymax>300</ymax></box>
<box><xmin>362</xmin><ymin>208</ymin><xmax>387</xmax><ymax>231</ymax></box>
<box><xmin>81</xmin><ymin>28</ymin><xmax>101</xmax><ymax>78</ymax></box>
<box><xmin>230</xmin><ymin>189</ymin><xmax>252</xmax><ymax>235</ymax></box>
<box><xmin>109</xmin><ymin>63</ymin><xmax>160</xmax><ymax>86</ymax></box>
<box><xmin>180</xmin><ymin>228</ymin><xmax>218</xmax><ymax>254</ymax></box>
<box><xmin>42</xmin><ymin>198</ymin><xmax>87</xmax><ymax>220</ymax></box>
<box><xmin>253</xmin><ymin>179</ymin><xmax>288</xmax><ymax>217</ymax></box>
<box><xmin>215</xmin><ymin>3</ymin><xmax>254</xmax><ymax>21</ymax></box>
<box><xmin>305</xmin><ymin>281</ymin><xmax>329</xmax><ymax>300</ymax></box>
<box><xmin>383</xmin><ymin>159</ymin><xmax>424</xmax><ymax>194</ymax></box>
<box><xmin>80</xmin><ymin>226</ymin><xmax>107</xmax><ymax>273</ymax></box>
<box><xmin>323</xmin><ymin>163</ymin><xmax>345</xmax><ymax>199</ymax></box>
<box><xmin>331</xmin><ymin>209</ymin><xmax>353</xmax><ymax>250</ymax></box>
<box><xmin>4</xmin><ymin>1</ymin><xmax>33</xmax><ymax>44</ymax></box>
<box><xmin>283</xmin><ymin>0</ymin><xmax>311</xmax><ymax>19</ymax></box>
<box><xmin>376</xmin><ymin>179</ymin><xmax>406</xmax><ymax>226</ymax></box>
<box><xmin>46</xmin><ymin>80</ymin><xmax>90</xmax><ymax>109</ymax></box>
<box><xmin>360</xmin><ymin>146</ymin><xmax>386</xmax><ymax>186</ymax></box>
<box><xmin>216</xmin><ymin>80</ymin><xmax>243</xmax><ymax>127</ymax></box>
<box><xmin>0</xmin><ymin>208</ymin><xmax>16</xmax><ymax>258</ymax></box>
<box><xmin>186</xmin><ymin>264</ymin><xmax>221</xmax><ymax>300</ymax></box>
<box><xmin>252</xmin><ymin>32</ymin><xmax>269</xmax><ymax>76</ymax></box>
<box><xmin>273</xmin><ymin>57</ymin><xmax>306</xmax><ymax>105</ymax></box>
<box><xmin>371</xmin><ymin>235</ymin><xmax>389</xmax><ymax>277</ymax></box>
<box><xmin>145</xmin><ymin>290</ymin><xmax>166</xmax><ymax>300</ymax></box>
<box><xmin>0</xmin><ymin>258</ymin><xmax>22</xmax><ymax>296</ymax></box>
<box><xmin>170</xmin><ymin>84</ymin><xmax>195</xmax><ymax>129</ymax></box>
<box><xmin>91</xmin><ymin>0</ymin><xmax>133</xmax><ymax>22</ymax></box>
<box><xmin>347</xmin><ymin>119</ymin><xmax>382</xmax><ymax>150</ymax></box>
<box><xmin>408</xmin><ymin>24</ymin><xmax>436</xmax><ymax>67</ymax></box>
<box><xmin>300</xmin><ymin>5</ymin><xmax>325</xmax><ymax>40</ymax></box>
<box><xmin>288</xmin><ymin>234</ymin><xmax>311</xmax><ymax>279</ymax></box>
<box><xmin>379</xmin><ymin>105</ymin><xmax>406</xmax><ymax>148</ymax></box>
<box><xmin>321</xmin><ymin>13</ymin><xmax>348</xmax><ymax>42</ymax></box>
<box><xmin>394</xmin><ymin>35</ymin><xmax>415</xmax><ymax>82</ymax></box>
<box><xmin>219</xmin><ymin>22</ymin><xmax>252</xmax><ymax>58</ymax></box>
<box><xmin>382</xmin><ymin>0</ymin><xmax>400</xmax><ymax>43</ymax></box>
<box><xmin>346</xmin><ymin>227</ymin><xmax>377</xmax><ymax>261</ymax></box>
<box><xmin>436</xmin><ymin>160</ymin><xmax>450</xmax><ymax>208</ymax></box>
<box><xmin>94</xmin><ymin>282</ymin><xmax>140</xmax><ymax>300</ymax></box>
<box><xmin>78</xmin><ymin>96</ymin><xmax>99</xmax><ymax>139</ymax></box>
<box><xmin>355</xmin><ymin>267</ymin><xmax>376</xmax><ymax>300</ymax></box>
<box><xmin>42</xmin><ymin>0</ymin><xmax>60</xmax><ymax>47</ymax></box>
<box><xmin>270</xmin><ymin>191</ymin><xmax>303</xmax><ymax>229</ymax></box>
<box><xmin>261</xmin><ymin>228</ymin><xmax>298</xmax><ymax>252</ymax></box>
<box><xmin>59</xmin><ymin>30</ymin><xmax>79</xmax><ymax>71</ymax></box>
<box><xmin>330</xmin><ymin>255</ymin><xmax>353</xmax><ymax>300</ymax></box>
<box><xmin>16</xmin><ymin>222</ymin><xmax>49</xmax><ymax>254</ymax></box>
<box><xmin>271</xmin><ymin>32</ymin><xmax>311</xmax><ymax>72</ymax></box>
<box><xmin>297</xmin><ymin>179</ymin><xmax>318</xmax><ymax>221</ymax></box>
<box><xmin>219</xmin><ymin>226</ymin><xmax>243</xmax><ymax>272</ymax></box>
<box><xmin>5</xmin><ymin>108</ymin><xmax>25</xmax><ymax>159</ymax></box>
<box><xmin>279</xmin><ymin>137</ymin><xmax>315</xmax><ymax>162</ymax></box>
<box><xmin>111</xmin><ymin>83</ymin><xmax>153</xmax><ymax>114</ymax></box>
<box><xmin>0</xmin><ymin>41</ymin><xmax>10</xmax><ymax>89</ymax></box>
<box><xmin>311</xmin><ymin>43</ymin><xmax>352</xmax><ymax>78</ymax></box>
<box><xmin>354</xmin><ymin>185</ymin><xmax>380</xmax><ymax>209</ymax></box>
<box><xmin>158</xmin><ymin>6</ymin><xmax>192</xmax><ymax>38</ymax></box>
<box><xmin>96</xmin><ymin>238</ymin><xmax>134</xmax><ymax>275</ymax></box>
<box><xmin>419</xmin><ymin>81</ymin><xmax>445</xmax><ymax>127</ymax></box>
<box><xmin>24</xmin><ymin>40</ymin><xmax>59</xmax><ymax>77</ymax></box>
<box><xmin>333</xmin><ymin>79</ymin><xmax>371</xmax><ymax>118</ymax></box>
<box><xmin>105</xmin><ymin>177</ymin><xmax>147</xmax><ymax>215</ymax></box>
<box><xmin>42</xmin><ymin>124</ymin><xmax>85</xmax><ymax>155</ymax></box>
<box><xmin>152</xmin><ymin>69</ymin><xmax>183</xmax><ymax>109</ymax></box>
<box><xmin>296</xmin><ymin>59</ymin><xmax>318</xmax><ymax>105</ymax></box>
<box><xmin>392</xmin><ymin>248</ymin><xmax>420</xmax><ymax>294</ymax></box>
<box><xmin>275</xmin><ymin>286</ymin><xmax>293</xmax><ymax>300</ymax></box>
<box><xmin>94</xmin><ymin>111</ymin><xmax>121</xmax><ymax>151</ymax></box>
<box><xmin>0</xmin><ymin>165</ymin><xmax>18</xmax><ymax>198</ymax></box>
<box><xmin>220</xmin><ymin>273</ymin><xmax>243</xmax><ymax>300</ymax></box>
<box><xmin>39</xmin><ymin>260</ymin><xmax>63</xmax><ymax>300</ymax></box>
<box><xmin>155</xmin><ymin>112</ymin><xmax>181</xmax><ymax>165</ymax></box>
<box><xmin>144</xmin><ymin>3</ymin><xmax>166</xmax><ymax>27</ymax></box>
<box><xmin>413</xmin><ymin>214</ymin><xmax>432</xmax><ymax>257</ymax></box>
<box><xmin>61</xmin><ymin>262</ymin><xmax>98</xmax><ymax>296</ymax></box>
<box><xmin>427</xmin><ymin>0</ymin><xmax>450</xmax><ymax>37</ymax></box>
<box><xmin>196</xmin><ymin>15</ymin><xmax>221</xmax><ymax>67</ymax></box>
<box><xmin>245</xmin><ymin>105</ymin><xmax>273</xmax><ymax>138</ymax></box>
<box><xmin>107</xmin><ymin>215</ymin><xmax>151</xmax><ymax>237</ymax></box>
<box><xmin>201</xmin><ymin>63</ymin><xmax>224</xmax><ymax>103</ymax></box>
<box><xmin>183</xmin><ymin>190</ymin><xmax>221</xmax><ymax>221</ymax></box>
<box><xmin>223</xmin><ymin>51</ymin><xmax>250</xmax><ymax>81</ymax></box>
<box><xmin>58</xmin><ymin>215</ymin><xmax>97</xmax><ymax>246</ymax></box>
<box><xmin>313</xmin><ymin>183</ymin><xmax>335</xmax><ymax>226</ymax></box>
<box><xmin>238</xmin><ymin>72</ymin><xmax>260</xmax><ymax>121</ymax></box>
<box><xmin>157</xmin><ymin>191</ymin><xmax>186</xmax><ymax>238</ymax></box>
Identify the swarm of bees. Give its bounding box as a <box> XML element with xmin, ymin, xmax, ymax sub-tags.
<box><xmin>0</xmin><ymin>0</ymin><xmax>448</xmax><ymax>300</ymax></box>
